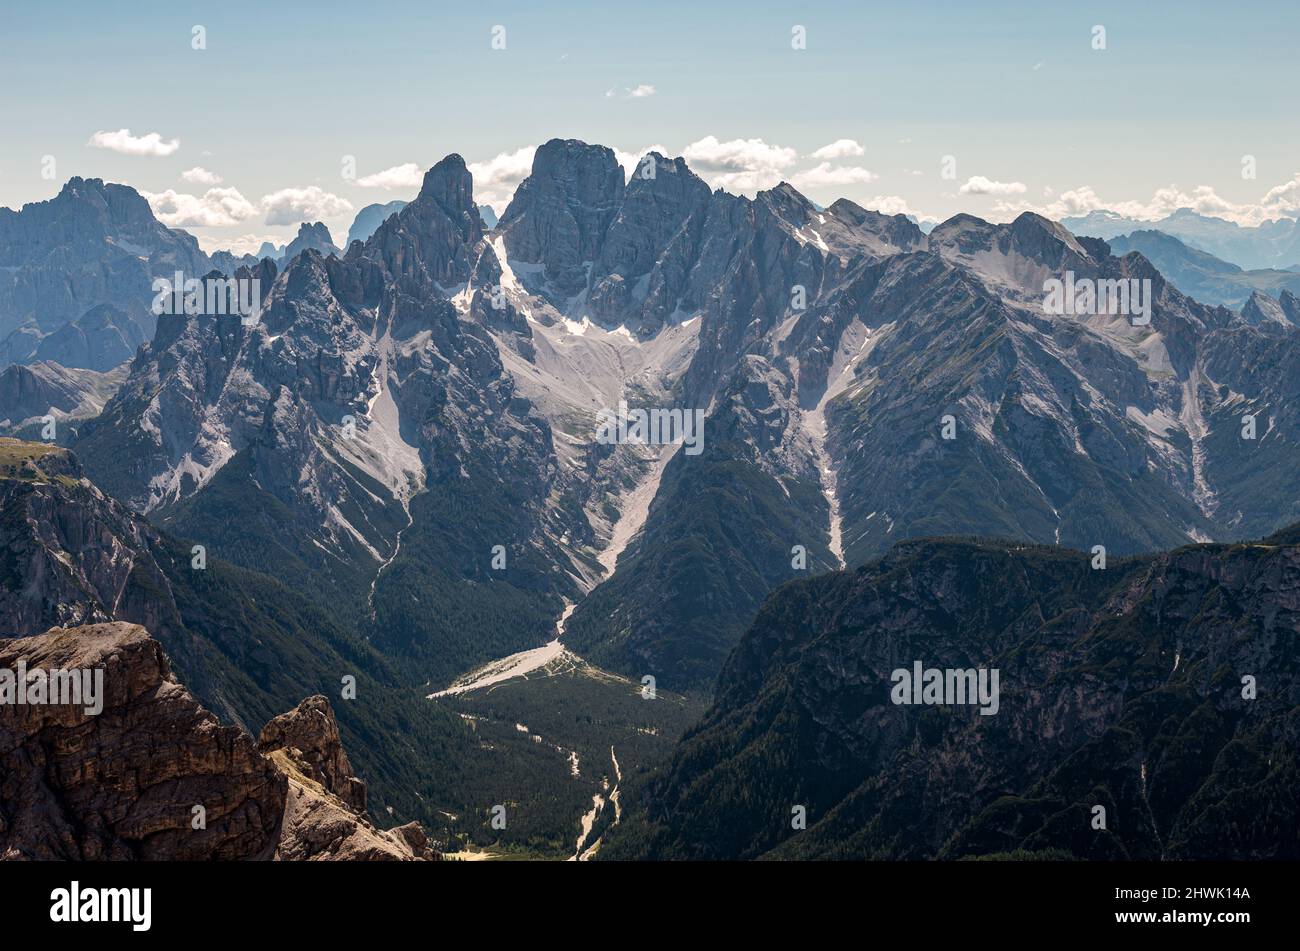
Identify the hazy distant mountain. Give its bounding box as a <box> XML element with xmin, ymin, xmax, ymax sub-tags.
<box><xmin>1066</xmin><ymin>208</ymin><xmax>1300</xmax><ymax>271</ymax></box>
<box><xmin>280</xmin><ymin>221</ymin><xmax>339</xmax><ymax>261</ymax></box>
<box><xmin>0</xmin><ymin>360</ymin><xmax>125</xmax><ymax>439</ymax></box>
<box><xmin>0</xmin><ymin>177</ymin><xmax>211</xmax><ymax>357</ymax></box>
<box><xmin>346</xmin><ymin>200</ymin><xmax>407</xmax><ymax>247</ymax></box>
<box><xmin>477</xmin><ymin>204</ymin><xmax>498</xmax><ymax>229</ymax></box>
<box><xmin>0</xmin><ymin>303</ymin><xmax>145</xmax><ymax>372</ymax></box>
<box><xmin>209</xmin><ymin>248</ymin><xmax>263</xmax><ymax>274</ymax></box>
<box><xmin>1107</xmin><ymin>230</ymin><xmax>1300</xmax><ymax>309</ymax></box>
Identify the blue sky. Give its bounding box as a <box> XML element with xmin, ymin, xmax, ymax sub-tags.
<box><xmin>3</xmin><ymin>0</ymin><xmax>1298</xmax><ymax>252</ymax></box>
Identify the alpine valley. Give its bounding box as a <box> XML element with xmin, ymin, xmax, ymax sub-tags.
<box><xmin>2</xmin><ymin>139</ymin><xmax>1298</xmax><ymax>861</ymax></box>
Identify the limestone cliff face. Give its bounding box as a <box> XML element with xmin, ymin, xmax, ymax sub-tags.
<box><xmin>0</xmin><ymin>623</ymin><xmax>435</xmax><ymax>861</ymax></box>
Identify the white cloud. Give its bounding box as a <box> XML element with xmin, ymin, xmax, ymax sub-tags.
<box><xmin>791</xmin><ymin>162</ymin><xmax>877</xmax><ymax>188</ymax></box>
<box><xmin>862</xmin><ymin>195</ymin><xmax>928</xmax><ymax>220</ymax></box>
<box><xmin>1259</xmin><ymin>172</ymin><xmax>1300</xmax><ymax>218</ymax></box>
<box><xmin>959</xmin><ymin>176</ymin><xmax>1028</xmax><ymax>196</ymax></box>
<box><xmin>355</xmin><ymin>162</ymin><xmax>423</xmax><ymax>190</ymax></box>
<box><xmin>143</xmin><ymin>187</ymin><xmax>258</xmax><ymax>228</ymax></box>
<box><xmin>614</xmin><ymin>144</ymin><xmax>671</xmax><ymax>180</ymax></box>
<box><xmin>260</xmin><ymin>186</ymin><xmax>354</xmax><ymax>226</ymax></box>
<box><xmin>683</xmin><ymin>136</ymin><xmax>798</xmax><ymax>173</ymax></box>
<box><xmin>809</xmin><ymin>138</ymin><xmax>865</xmax><ymax>161</ymax></box>
<box><xmin>991</xmin><ymin>182</ymin><xmax>1271</xmax><ymax>225</ymax></box>
<box><xmin>193</xmin><ymin>232</ymin><xmax>285</xmax><ymax>256</ymax></box>
<box><xmin>465</xmin><ymin>143</ymin><xmax>676</xmax><ymax>212</ymax></box>
<box><xmin>682</xmin><ymin>136</ymin><xmax>798</xmax><ymax>193</ymax></box>
<box><xmin>607</xmin><ymin>84</ymin><xmax>657</xmax><ymax>99</ymax></box>
<box><xmin>88</xmin><ymin>128</ymin><xmax>180</xmax><ymax>157</ymax></box>
<box><xmin>468</xmin><ymin>146</ymin><xmax>537</xmax><ymax>214</ymax></box>
<box><xmin>181</xmin><ymin>166</ymin><xmax>222</xmax><ymax>186</ymax></box>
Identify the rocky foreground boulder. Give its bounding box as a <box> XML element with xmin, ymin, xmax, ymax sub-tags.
<box><xmin>0</xmin><ymin>622</ymin><xmax>435</xmax><ymax>860</ymax></box>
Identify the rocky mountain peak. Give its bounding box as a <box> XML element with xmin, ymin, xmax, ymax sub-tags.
<box><xmin>281</xmin><ymin>221</ymin><xmax>340</xmax><ymax>262</ymax></box>
<box><xmin>258</xmin><ymin>695</ymin><xmax>367</xmax><ymax>813</ymax></box>
<box><xmin>498</xmin><ymin>138</ymin><xmax>626</xmax><ymax>293</ymax></box>
<box><xmin>420</xmin><ymin>153</ymin><xmax>467</xmax><ymax>199</ymax></box>
<box><xmin>54</xmin><ymin>176</ymin><xmax>147</xmax><ymax>219</ymax></box>
<box><xmin>1008</xmin><ymin>210</ymin><xmax>1089</xmax><ymax>256</ymax></box>
<box><xmin>924</xmin><ymin>210</ymin><xmax>1101</xmax><ymax>303</ymax></box>
<box><xmin>625</xmin><ymin>151</ymin><xmax>707</xmax><ymax>193</ymax></box>
<box><xmin>757</xmin><ymin>181</ymin><xmax>816</xmax><ymax>222</ymax></box>
<box><xmin>816</xmin><ymin>198</ymin><xmax>928</xmax><ymax>259</ymax></box>
<box><xmin>929</xmin><ymin>211</ymin><xmax>1088</xmax><ymax>264</ymax></box>
<box><xmin>415</xmin><ymin>153</ymin><xmax>483</xmax><ymax>246</ymax></box>
<box><xmin>925</xmin><ymin>211</ymin><xmax>991</xmax><ymax>242</ymax></box>
<box><xmin>0</xmin><ymin>622</ymin><xmax>286</xmax><ymax>860</ymax></box>
<box><xmin>32</xmin><ymin>177</ymin><xmax>176</xmax><ymax>250</ymax></box>
<box><xmin>1241</xmin><ymin>289</ymin><xmax>1293</xmax><ymax>327</ymax></box>
<box><xmin>587</xmin><ymin>151</ymin><xmax>713</xmax><ymax>326</ymax></box>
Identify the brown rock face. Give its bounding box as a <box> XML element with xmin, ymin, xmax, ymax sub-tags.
<box><xmin>269</xmin><ymin>761</ymin><xmax>436</xmax><ymax>861</ymax></box>
<box><xmin>259</xmin><ymin>695</ymin><xmax>368</xmax><ymax>815</ymax></box>
<box><xmin>258</xmin><ymin>695</ymin><xmax>435</xmax><ymax>860</ymax></box>
<box><xmin>0</xmin><ymin>623</ymin><xmax>434</xmax><ymax>861</ymax></box>
<box><xmin>0</xmin><ymin>622</ymin><xmax>284</xmax><ymax>860</ymax></box>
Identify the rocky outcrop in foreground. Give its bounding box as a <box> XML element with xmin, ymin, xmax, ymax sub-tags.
<box><xmin>258</xmin><ymin>695</ymin><xmax>434</xmax><ymax>860</ymax></box>
<box><xmin>0</xmin><ymin>622</ymin><xmax>435</xmax><ymax>861</ymax></box>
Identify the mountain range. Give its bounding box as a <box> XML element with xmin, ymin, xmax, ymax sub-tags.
<box><xmin>1106</xmin><ymin>230</ymin><xmax>1300</xmax><ymax>310</ymax></box>
<box><xmin>1</xmin><ymin>139</ymin><xmax>1297</xmax><ymax>860</ymax></box>
<box><xmin>1065</xmin><ymin>208</ymin><xmax>1300</xmax><ymax>272</ymax></box>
